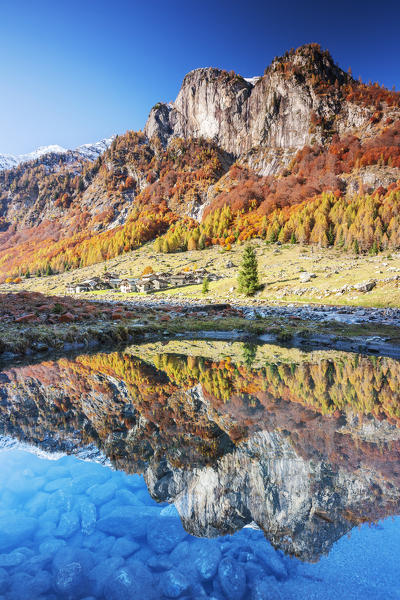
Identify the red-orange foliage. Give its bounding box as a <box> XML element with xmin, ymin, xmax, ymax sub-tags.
<box><xmin>141</xmin><ymin>266</ymin><xmax>154</xmax><ymax>277</ymax></box>
<box><xmin>345</xmin><ymin>81</ymin><xmax>400</xmax><ymax>110</ymax></box>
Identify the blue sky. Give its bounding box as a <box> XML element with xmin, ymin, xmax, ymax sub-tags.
<box><xmin>1</xmin><ymin>0</ymin><xmax>399</xmax><ymax>154</ymax></box>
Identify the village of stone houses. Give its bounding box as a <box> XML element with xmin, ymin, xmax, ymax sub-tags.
<box><xmin>66</xmin><ymin>267</ymin><xmax>219</xmax><ymax>295</ymax></box>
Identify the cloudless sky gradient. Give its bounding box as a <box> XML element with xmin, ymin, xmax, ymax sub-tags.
<box><xmin>1</xmin><ymin>0</ymin><xmax>399</xmax><ymax>154</ymax></box>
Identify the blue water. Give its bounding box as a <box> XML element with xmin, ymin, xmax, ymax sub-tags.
<box><xmin>0</xmin><ymin>449</ymin><xmax>399</xmax><ymax>600</ymax></box>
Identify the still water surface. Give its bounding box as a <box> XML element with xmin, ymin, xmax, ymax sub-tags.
<box><xmin>0</xmin><ymin>340</ymin><xmax>399</xmax><ymax>599</ymax></box>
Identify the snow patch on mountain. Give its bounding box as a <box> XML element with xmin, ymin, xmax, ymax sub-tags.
<box><xmin>0</xmin><ymin>137</ymin><xmax>115</xmax><ymax>171</ymax></box>
<box><xmin>244</xmin><ymin>76</ymin><xmax>261</xmax><ymax>86</ymax></box>
<box><xmin>0</xmin><ymin>155</ymin><xmax>18</xmax><ymax>170</ymax></box>
<box><xmin>75</xmin><ymin>137</ymin><xmax>115</xmax><ymax>160</ymax></box>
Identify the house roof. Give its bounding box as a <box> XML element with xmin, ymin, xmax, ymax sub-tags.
<box><xmin>121</xmin><ymin>279</ymin><xmax>135</xmax><ymax>285</ymax></box>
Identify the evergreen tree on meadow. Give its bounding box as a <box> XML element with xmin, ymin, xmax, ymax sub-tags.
<box><xmin>237</xmin><ymin>245</ymin><xmax>259</xmax><ymax>296</ymax></box>
<box><xmin>202</xmin><ymin>276</ymin><xmax>210</xmax><ymax>295</ymax></box>
<box><xmin>369</xmin><ymin>240</ymin><xmax>379</xmax><ymax>255</ymax></box>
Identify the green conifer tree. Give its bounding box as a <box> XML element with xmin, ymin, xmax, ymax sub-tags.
<box><xmin>202</xmin><ymin>276</ymin><xmax>210</xmax><ymax>295</ymax></box>
<box><xmin>369</xmin><ymin>240</ymin><xmax>379</xmax><ymax>255</ymax></box>
<box><xmin>237</xmin><ymin>246</ymin><xmax>259</xmax><ymax>296</ymax></box>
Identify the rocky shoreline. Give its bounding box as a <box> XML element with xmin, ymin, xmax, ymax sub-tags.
<box><xmin>84</xmin><ymin>295</ymin><xmax>400</xmax><ymax>327</ymax></box>
<box><xmin>1</xmin><ymin>295</ymin><xmax>400</xmax><ymax>363</ymax></box>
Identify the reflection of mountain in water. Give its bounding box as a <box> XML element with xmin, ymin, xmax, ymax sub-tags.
<box><xmin>0</xmin><ymin>341</ymin><xmax>400</xmax><ymax>561</ymax></box>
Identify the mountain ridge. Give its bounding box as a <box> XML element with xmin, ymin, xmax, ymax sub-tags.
<box><xmin>0</xmin><ymin>137</ymin><xmax>115</xmax><ymax>171</ymax></box>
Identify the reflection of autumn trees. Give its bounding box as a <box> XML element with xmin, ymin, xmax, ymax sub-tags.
<box><xmin>152</xmin><ymin>352</ymin><xmax>400</xmax><ymax>426</ymax></box>
<box><xmin>1</xmin><ymin>347</ymin><xmax>400</xmax><ymax>475</ymax></box>
<box><xmin>0</xmin><ymin>351</ymin><xmax>234</xmax><ymax>470</ymax></box>
<box><xmin>3</xmin><ymin>349</ymin><xmax>400</xmax><ymax>435</ymax></box>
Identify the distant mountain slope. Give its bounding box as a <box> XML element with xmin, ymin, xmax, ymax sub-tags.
<box><xmin>0</xmin><ymin>137</ymin><xmax>114</xmax><ymax>171</ymax></box>
<box><xmin>0</xmin><ymin>43</ymin><xmax>399</xmax><ymax>279</ymax></box>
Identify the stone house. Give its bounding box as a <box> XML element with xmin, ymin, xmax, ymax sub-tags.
<box><xmin>141</xmin><ymin>273</ymin><xmax>156</xmax><ymax>283</ymax></box>
<box><xmin>81</xmin><ymin>278</ymin><xmax>100</xmax><ymax>289</ymax></box>
<box><xmin>108</xmin><ymin>278</ymin><xmax>122</xmax><ymax>289</ymax></box>
<box><xmin>170</xmin><ymin>273</ymin><xmax>188</xmax><ymax>286</ymax></box>
<box><xmin>151</xmin><ymin>278</ymin><xmax>167</xmax><ymax>290</ymax></box>
<box><xmin>103</xmin><ymin>272</ymin><xmax>118</xmax><ymax>282</ymax></box>
<box><xmin>80</xmin><ymin>277</ymin><xmax>111</xmax><ymax>291</ymax></box>
<box><xmin>137</xmin><ymin>272</ymin><xmax>170</xmax><ymax>292</ymax></box>
<box><xmin>94</xmin><ymin>282</ymin><xmax>111</xmax><ymax>290</ymax></box>
<box><xmin>120</xmin><ymin>279</ymin><xmax>138</xmax><ymax>293</ymax></box>
<box><xmin>136</xmin><ymin>281</ymin><xmax>153</xmax><ymax>293</ymax></box>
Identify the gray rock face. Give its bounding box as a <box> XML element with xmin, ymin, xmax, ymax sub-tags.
<box><xmin>170</xmin><ymin>68</ymin><xmax>252</xmax><ymax>156</ymax></box>
<box><xmin>145</xmin><ymin>103</ymin><xmax>173</xmax><ymax>147</ymax></box>
<box><xmin>144</xmin><ymin>48</ymin><xmax>365</xmax><ymax>175</ymax></box>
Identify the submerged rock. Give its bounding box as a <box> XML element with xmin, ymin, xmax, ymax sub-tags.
<box><xmin>160</xmin><ymin>569</ymin><xmax>190</xmax><ymax>598</ymax></box>
<box><xmin>97</xmin><ymin>506</ymin><xmax>160</xmax><ymax>538</ymax></box>
<box><xmin>193</xmin><ymin>540</ymin><xmax>221</xmax><ymax>580</ymax></box>
<box><xmin>147</xmin><ymin>517</ymin><xmax>187</xmax><ymax>553</ymax></box>
<box><xmin>104</xmin><ymin>562</ymin><xmax>155</xmax><ymax>600</ymax></box>
<box><xmin>55</xmin><ymin>511</ymin><xmax>80</xmax><ymax>538</ymax></box>
<box><xmin>0</xmin><ymin>514</ymin><xmax>37</xmax><ymax>551</ymax></box>
<box><xmin>55</xmin><ymin>561</ymin><xmax>87</xmax><ymax>598</ymax></box>
<box><xmin>251</xmin><ymin>577</ymin><xmax>282</xmax><ymax>600</ymax></box>
<box><xmin>218</xmin><ymin>557</ymin><xmax>247</xmax><ymax>600</ymax></box>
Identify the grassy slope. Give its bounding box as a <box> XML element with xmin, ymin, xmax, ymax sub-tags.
<box><xmin>2</xmin><ymin>241</ymin><xmax>400</xmax><ymax>308</ymax></box>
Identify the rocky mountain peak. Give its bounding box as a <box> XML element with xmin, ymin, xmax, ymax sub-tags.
<box><xmin>267</xmin><ymin>43</ymin><xmax>350</xmax><ymax>86</ymax></box>
<box><xmin>144</xmin><ymin>44</ymin><xmax>359</xmax><ymax>171</ymax></box>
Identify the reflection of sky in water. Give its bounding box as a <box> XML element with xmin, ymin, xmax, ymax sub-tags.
<box><xmin>0</xmin><ymin>449</ymin><xmax>398</xmax><ymax>600</ymax></box>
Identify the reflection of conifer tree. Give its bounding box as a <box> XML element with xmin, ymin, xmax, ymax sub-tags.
<box><xmin>242</xmin><ymin>342</ymin><xmax>257</xmax><ymax>368</ymax></box>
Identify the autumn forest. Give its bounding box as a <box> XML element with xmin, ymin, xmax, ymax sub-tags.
<box><xmin>1</xmin><ymin>44</ymin><xmax>400</xmax><ymax>281</ymax></box>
